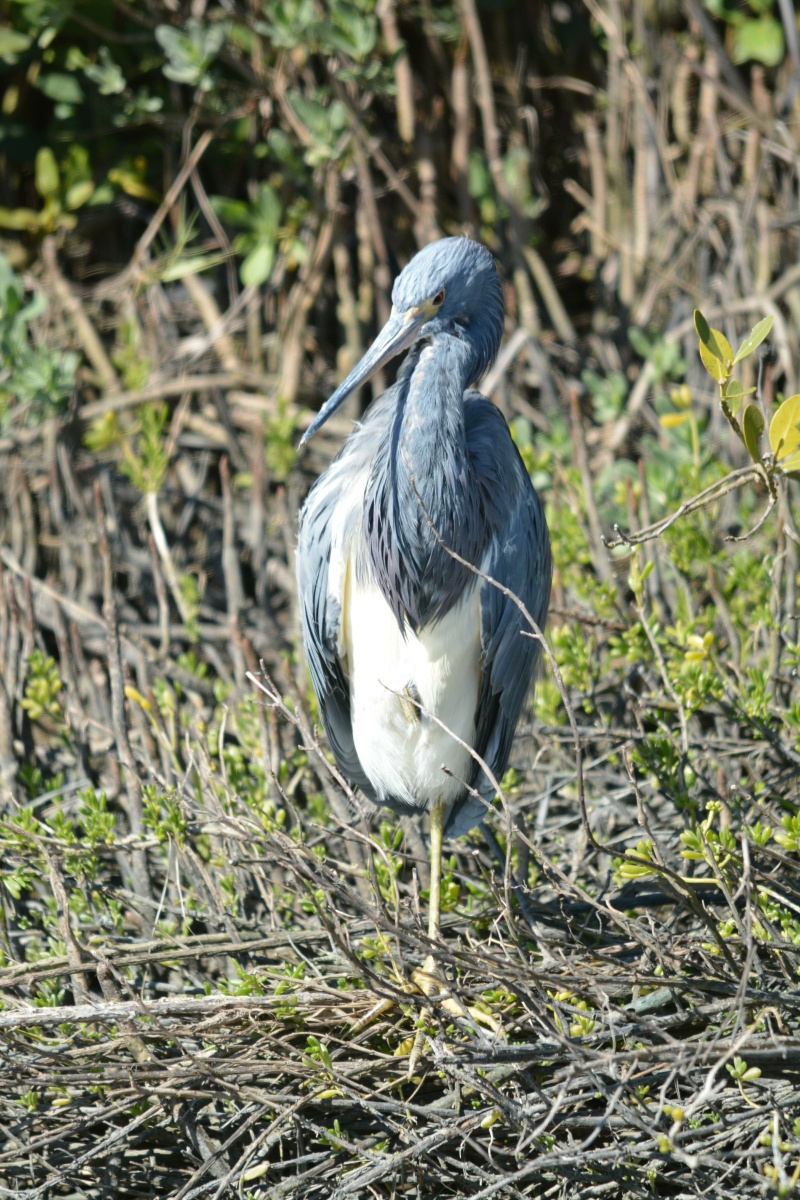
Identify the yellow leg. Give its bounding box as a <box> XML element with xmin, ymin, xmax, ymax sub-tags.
<box><xmin>415</xmin><ymin>798</ymin><xmax>445</xmax><ymax>996</ymax></box>
<box><xmin>428</xmin><ymin>798</ymin><xmax>444</xmax><ymax>943</ymax></box>
<box><xmin>351</xmin><ymin>801</ymin><xmax>503</xmax><ymax>1068</ymax></box>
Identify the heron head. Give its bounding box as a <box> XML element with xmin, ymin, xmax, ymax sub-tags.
<box><xmin>300</xmin><ymin>238</ymin><xmax>503</xmax><ymax>445</ymax></box>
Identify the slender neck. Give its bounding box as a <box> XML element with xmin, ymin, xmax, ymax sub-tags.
<box><xmin>399</xmin><ymin>334</ymin><xmax>471</xmax><ymax>475</ymax></box>
<box><xmin>365</xmin><ymin>334</ymin><xmax>487</xmax><ymax>630</ymax></box>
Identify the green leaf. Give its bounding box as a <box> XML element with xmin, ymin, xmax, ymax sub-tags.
<box><xmin>0</xmin><ymin>206</ymin><xmax>43</xmax><ymax>231</ymax></box>
<box><xmin>699</xmin><ymin>341</ymin><xmax>728</xmax><ymax>382</ymax></box>
<box><xmin>210</xmin><ymin>196</ymin><xmax>251</xmax><ymax>225</ymax></box>
<box><xmin>84</xmin><ymin>47</ymin><xmax>126</xmax><ymax>95</ymax></box>
<box><xmin>628</xmin><ymin>327</ymin><xmax>653</xmax><ymax>359</ymax></box>
<box><xmin>769</xmin><ymin>393</ymin><xmax>800</xmax><ymax>461</ymax></box>
<box><xmin>733</xmin><ymin>17</ymin><xmax>785</xmax><ymax>68</ymax></box>
<box><xmin>65</xmin><ymin>179</ymin><xmax>94</xmax><ymax>210</ymax></box>
<box><xmin>723</xmin><ymin>379</ymin><xmax>745</xmax><ymax>416</ymax></box>
<box><xmin>694</xmin><ymin>308</ymin><xmax>711</xmax><ymax>343</ymax></box>
<box><xmin>777</xmin><ymin>449</ymin><xmax>800</xmax><ymax>474</ymax></box>
<box><xmin>0</xmin><ymin>27</ymin><xmax>32</xmax><ymax>58</ymax></box>
<box><xmin>34</xmin><ymin>147</ymin><xmax>59</xmax><ymax>201</ymax></box>
<box><xmin>240</xmin><ymin>240</ymin><xmax>275</xmax><ymax>286</ymax></box>
<box><xmin>36</xmin><ymin>72</ymin><xmax>84</xmax><ymax>105</ymax></box>
<box><xmin>694</xmin><ymin>310</ymin><xmax>733</xmax><ymax>379</ymax></box>
<box><xmin>160</xmin><ymin>252</ymin><xmax>226</xmax><ymax>282</ymax></box>
<box><xmin>734</xmin><ymin>314</ymin><xmax>773</xmax><ymax>364</ymax></box>
<box><xmin>742</xmin><ymin>403</ymin><xmax>764</xmax><ymax>463</ymax></box>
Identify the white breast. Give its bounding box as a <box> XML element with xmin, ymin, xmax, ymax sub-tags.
<box><xmin>342</xmin><ymin>555</ymin><xmax>482</xmax><ymax>810</ymax></box>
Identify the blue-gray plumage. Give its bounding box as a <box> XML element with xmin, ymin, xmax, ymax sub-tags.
<box><xmin>296</xmin><ymin>237</ymin><xmax>551</xmax><ymax>951</ymax></box>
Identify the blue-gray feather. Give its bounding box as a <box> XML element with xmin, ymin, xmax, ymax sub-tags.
<box><xmin>296</xmin><ymin>237</ymin><xmax>551</xmax><ymax>839</ymax></box>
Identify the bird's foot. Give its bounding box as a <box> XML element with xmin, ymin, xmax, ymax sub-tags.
<box><xmin>407</xmin><ymin>954</ymin><xmax>502</xmax><ymax>1078</ymax></box>
<box><xmin>350</xmin><ymin>955</ymin><xmax>502</xmax><ymax>1071</ymax></box>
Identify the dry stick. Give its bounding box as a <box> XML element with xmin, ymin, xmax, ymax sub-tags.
<box><xmin>146</xmin><ymin>489</ymin><xmax>190</xmax><ymax>625</ymax></box>
<box><xmin>414</xmin><ymin>125</ymin><xmax>439</xmax><ymax>247</ymax></box>
<box><xmin>451</xmin><ymin>41</ymin><xmax>474</xmax><ymax>227</ymax></box>
<box><xmin>0</xmin><ymin>576</ymin><xmax>17</xmax><ymax>806</ymax></box>
<box><xmin>377</xmin><ymin>0</ymin><xmax>414</xmax><ymax>145</ymax></box>
<box><xmin>147</xmin><ymin>532</ymin><xmax>171</xmax><ymax>658</ymax></box>
<box><xmin>181</xmin><ymin>273</ymin><xmax>242</xmax><ymax>376</ymax></box>
<box><xmin>584</xmin><ymin>0</ymin><xmax>678</xmax><ymax>194</ymax></box>
<box><xmin>458</xmin><ymin>0</ymin><xmax>503</xmax><ymax>206</ymax></box>
<box><xmin>0</xmin><ymin>543</ymin><xmax>205</xmax><ymax>690</ymax></box>
<box><xmin>0</xmin><ymin>677</ymin><xmax>16</xmax><ymax>809</ymax></box>
<box><xmin>353</xmin><ymin>139</ymin><xmax>393</xmax><ymax>360</ymax></box>
<box><xmin>40</xmin><ymin>238</ymin><xmax>119</xmax><ymax>391</ymax></box>
<box><xmin>80</xmin><ymin>371</ymin><xmax>276</xmax><ymax>420</ymax></box>
<box><xmin>569</xmin><ymin>388</ymin><xmax>615</xmax><ymax>586</ymax></box>
<box><xmin>458</xmin><ymin>0</ymin><xmax>574</xmax><ymax>344</ymax></box>
<box><xmin>683</xmin><ymin>0</ymin><xmax>761</xmax><ymax>121</ymax></box>
<box><xmin>94</xmin><ymin>483</ymin><xmax>153</xmax><ymax>913</ymax></box>
<box><xmin>189</xmin><ymin>162</ymin><xmax>239</xmax><ymax>308</ymax></box>
<box><xmin>220</xmin><ymin>456</ymin><xmax>245</xmax><ymax>622</ymax></box>
<box><xmin>583</xmin><ymin>114</ymin><xmax>606</xmax><ymax>262</ymax></box>
<box><xmin>2</xmin><ymin>570</ymin><xmax>19</xmax><ymax>708</ymax></box>
<box><xmin>333</xmin><ymin>84</ymin><xmax>423</xmax><ymax>224</ymax></box>
<box><xmin>521</xmin><ymin>245</ymin><xmax>576</xmax><ymax>344</ymax></box>
<box><xmin>0</xmin><ymin>988</ymin><xmax>367</xmax><ymax>1032</ymax></box>
<box><xmin>767</xmin><ymin>516</ymin><xmax>786</xmax><ymax>697</ymax></box>
<box><xmin>95</xmin><ymin>128</ymin><xmax>214</xmax><ymax>298</ymax></box>
<box><xmin>277</xmin><ymin>167</ymin><xmax>339</xmax><ymax>405</ymax></box>
<box><xmin>332</xmin><ymin>239</ymin><xmax>364</xmax><ymax>425</ymax></box>
<box><xmin>43</xmin><ymin>850</ymin><xmax>89</xmax><ymax>1005</ymax></box>
<box><xmin>603</xmin><ymin>463</ymin><xmax>762</xmax><ymax>548</ymax></box>
<box><xmin>246</xmin><ymin>669</ymin><xmax>379</xmax><ymax>905</ymax></box>
<box><xmin>51</xmin><ymin>603</ymin><xmax>91</xmax><ymax>779</ymax></box>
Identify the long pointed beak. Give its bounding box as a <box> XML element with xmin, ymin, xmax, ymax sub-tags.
<box><xmin>300</xmin><ymin>308</ymin><xmax>426</xmax><ymax>446</ymax></box>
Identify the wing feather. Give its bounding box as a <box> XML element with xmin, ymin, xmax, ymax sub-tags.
<box><xmin>445</xmin><ymin>399</ymin><xmax>551</xmax><ymax>837</ymax></box>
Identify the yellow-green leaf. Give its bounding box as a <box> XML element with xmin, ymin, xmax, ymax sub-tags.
<box><xmin>694</xmin><ymin>308</ymin><xmax>712</xmax><ymax>344</ymax></box>
<box><xmin>659</xmin><ymin>412</ymin><xmax>691</xmax><ymax>428</ymax></box>
<box><xmin>0</xmin><ymin>206</ymin><xmax>43</xmax><ymax>231</ymax></box>
<box><xmin>734</xmin><ymin>314</ymin><xmax>773</xmax><ymax>364</ymax></box>
<box><xmin>723</xmin><ymin>379</ymin><xmax>745</xmax><ymax>416</ymax></box>
<box><xmin>769</xmin><ymin>393</ymin><xmax>800</xmax><ymax>461</ymax></box>
<box><xmin>694</xmin><ymin>309</ymin><xmax>733</xmax><ymax>366</ymax></box>
<box><xmin>777</xmin><ymin>449</ymin><xmax>800</xmax><ymax>474</ymax></box>
<box><xmin>34</xmin><ymin>147</ymin><xmax>60</xmax><ymax>201</ymax></box>
<box><xmin>65</xmin><ymin>179</ymin><xmax>94</xmax><ymax>210</ymax></box>
<box><xmin>699</xmin><ymin>341</ymin><xmax>728</xmax><ymax>382</ymax></box>
<box><xmin>742</xmin><ymin>403</ymin><xmax>764</xmax><ymax>462</ymax></box>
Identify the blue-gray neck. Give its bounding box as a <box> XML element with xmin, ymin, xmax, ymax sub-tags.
<box><xmin>364</xmin><ymin>333</ymin><xmax>488</xmax><ymax>630</ymax></box>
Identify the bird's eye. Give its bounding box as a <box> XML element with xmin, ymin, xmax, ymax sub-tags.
<box><xmin>432</xmin><ymin>289</ymin><xmax>445</xmax><ymax>306</ymax></box>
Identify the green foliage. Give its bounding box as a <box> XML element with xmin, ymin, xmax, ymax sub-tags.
<box><xmin>583</xmin><ymin>368</ymin><xmax>627</xmax><ymax>424</ymax></box>
<box><xmin>21</xmin><ymin>649</ymin><xmax>65</xmax><ymax>724</ymax></box>
<box><xmin>694</xmin><ymin>308</ymin><xmax>774</xmax><ymax>466</ymax></box>
<box><xmin>0</xmin><ymin>253</ymin><xmax>78</xmax><ymax>428</ymax></box>
<box><xmin>727</xmin><ymin>1055</ymin><xmax>761</xmax><ymax>1083</ymax></box>
<box><xmin>704</xmin><ymin>0</ymin><xmax>785</xmax><ymax>66</ymax></box>
<box><xmin>0</xmin><ymin>145</ymin><xmax>95</xmax><ymax>234</ymax></box>
<box><xmin>142</xmin><ymin>785</ymin><xmax>187</xmax><ymax>846</ymax></box>
<box><xmin>265</xmin><ymin>398</ymin><xmax>298</xmax><ymax>479</ymax></box>
<box><xmin>212</xmin><ymin>183</ymin><xmax>284</xmax><ymax>287</ymax></box>
<box><xmin>77</xmin><ymin>788</ymin><xmax>115</xmax><ymax>845</ymax></box>
<box><xmin>111</xmin><ymin>318</ymin><xmax>150</xmax><ymax>391</ymax></box>
<box><xmin>155</xmin><ymin>19</ymin><xmax>227</xmax><ymax>91</ymax></box>
<box><xmin>120</xmin><ymin>403</ymin><xmax>170</xmax><ymax>494</ymax></box>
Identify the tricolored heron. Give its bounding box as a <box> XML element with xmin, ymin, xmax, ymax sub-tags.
<box><xmin>297</xmin><ymin>237</ymin><xmax>551</xmax><ymax>993</ymax></box>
